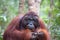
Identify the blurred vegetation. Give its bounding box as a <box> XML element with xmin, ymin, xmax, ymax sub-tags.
<box><xmin>0</xmin><ymin>0</ymin><xmax>60</xmax><ymax>40</ymax></box>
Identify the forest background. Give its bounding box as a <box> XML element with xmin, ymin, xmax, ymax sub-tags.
<box><xmin>0</xmin><ymin>0</ymin><xmax>60</xmax><ymax>40</ymax></box>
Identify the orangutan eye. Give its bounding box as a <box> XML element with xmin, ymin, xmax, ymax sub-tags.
<box><xmin>25</xmin><ymin>16</ymin><xmax>28</xmax><ymax>18</ymax></box>
<box><xmin>34</xmin><ymin>16</ymin><xmax>38</xmax><ymax>19</ymax></box>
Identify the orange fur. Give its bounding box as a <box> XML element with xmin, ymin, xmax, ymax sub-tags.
<box><xmin>3</xmin><ymin>12</ymin><xmax>50</xmax><ymax>40</ymax></box>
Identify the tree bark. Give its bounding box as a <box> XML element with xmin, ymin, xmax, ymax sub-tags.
<box><xmin>48</xmin><ymin>0</ymin><xmax>54</xmax><ymax>40</ymax></box>
<box><xmin>28</xmin><ymin>0</ymin><xmax>41</xmax><ymax>15</ymax></box>
<box><xmin>18</xmin><ymin>0</ymin><xmax>25</xmax><ymax>14</ymax></box>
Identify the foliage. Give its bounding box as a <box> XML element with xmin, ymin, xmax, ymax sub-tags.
<box><xmin>41</xmin><ymin>0</ymin><xmax>60</xmax><ymax>40</ymax></box>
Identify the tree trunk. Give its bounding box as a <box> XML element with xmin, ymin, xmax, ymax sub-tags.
<box><xmin>35</xmin><ymin>0</ymin><xmax>41</xmax><ymax>15</ymax></box>
<box><xmin>28</xmin><ymin>0</ymin><xmax>41</xmax><ymax>15</ymax></box>
<box><xmin>18</xmin><ymin>0</ymin><xmax>25</xmax><ymax>14</ymax></box>
<box><xmin>48</xmin><ymin>0</ymin><xmax>54</xmax><ymax>40</ymax></box>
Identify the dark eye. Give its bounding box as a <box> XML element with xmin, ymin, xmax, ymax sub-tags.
<box><xmin>24</xmin><ymin>15</ymin><xmax>28</xmax><ymax>18</ymax></box>
<box><xmin>33</xmin><ymin>18</ymin><xmax>37</xmax><ymax>21</ymax></box>
<box><xmin>35</xmin><ymin>16</ymin><xmax>38</xmax><ymax>19</ymax></box>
